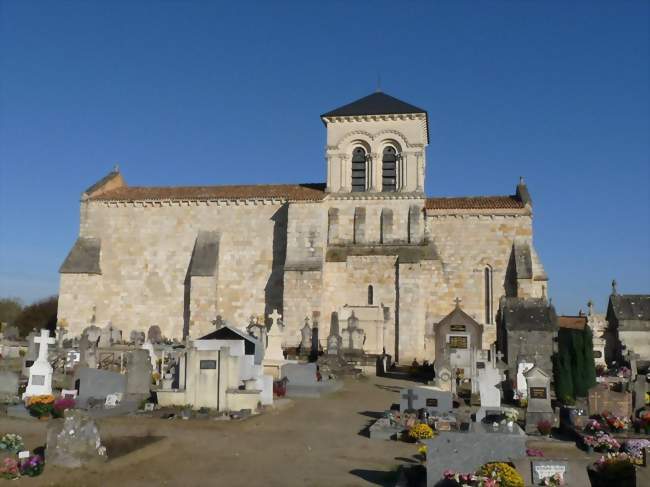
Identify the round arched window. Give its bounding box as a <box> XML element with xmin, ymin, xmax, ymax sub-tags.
<box><xmin>382</xmin><ymin>146</ymin><xmax>397</xmax><ymax>192</ymax></box>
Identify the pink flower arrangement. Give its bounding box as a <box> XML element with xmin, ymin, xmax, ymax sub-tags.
<box><xmin>526</xmin><ymin>448</ymin><xmax>544</xmax><ymax>457</ymax></box>
<box><xmin>53</xmin><ymin>396</ymin><xmax>76</xmax><ymax>418</ymax></box>
<box><xmin>583</xmin><ymin>432</ymin><xmax>621</xmax><ymax>452</ymax></box>
<box><xmin>442</xmin><ymin>470</ymin><xmax>497</xmax><ymax>486</ymax></box>
<box><xmin>584</xmin><ymin>419</ymin><xmax>602</xmax><ymax>433</ymax></box>
<box><xmin>0</xmin><ymin>457</ymin><xmax>20</xmax><ymax>480</ymax></box>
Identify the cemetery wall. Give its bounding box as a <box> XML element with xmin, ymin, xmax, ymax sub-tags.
<box><xmin>59</xmin><ymin>200</ymin><xmax>284</xmax><ymax>338</ymax></box>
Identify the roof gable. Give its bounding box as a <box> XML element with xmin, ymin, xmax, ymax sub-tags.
<box><xmin>500</xmin><ymin>297</ymin><xmax>558</xmax><ymax>331</ymax></box>
<box><xmin>321</xmin><ymin>92</ymin><xmax>426</xmax><ymax>118</ymax></box>
<box><xmin>438</xmin><ymin>305</ymin><xmax>481</xmax><ymax>329</ymax></box>
<box><xmin>199</xmin><ymin>326</ymin><xmax>257</xmax><ymax>355</ymax></box>
<box><xmin>608</xmin><ymin>294</ymin><xmax>650</xmax><ymax>322</ymax></box>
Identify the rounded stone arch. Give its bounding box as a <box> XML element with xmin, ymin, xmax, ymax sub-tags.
<box><xmin>335</xmin><ymin>130</ymin><xmax>374</xmax><ymax>152</ymax></box>
<box><xmin>373</xmin><ymin>129</ymin><xmax>409</xmax><ymax>151</ymax></box>
<box><xmin>377</xmin><ymin>138</ymin><xmax>404</xmax><ymax>192</ymax></box>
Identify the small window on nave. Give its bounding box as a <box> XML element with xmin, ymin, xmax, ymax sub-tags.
<box><xmin>382</xmin><ymin>146</ymin><xmax>397</xmax><ymax>192</ymax></box>
<box><xmin>351</xmin><ymin>147</ymin><xmax>367</xmax><ymax>192</ymax></box>
<box><xmin>484</xmin><ymin>266</ymin><xmax>493</xmax><ymax>324</ymax></box>
<box><xmin>368</xmin><ymin>285</ymin><xmax>374</xmax><ymax>305</ymax></box>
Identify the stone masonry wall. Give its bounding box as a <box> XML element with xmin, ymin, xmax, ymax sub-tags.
<box><xmin>59</xmin><ymin>200</ymin><xmax>284</xmax><ymax>339</ymax></box>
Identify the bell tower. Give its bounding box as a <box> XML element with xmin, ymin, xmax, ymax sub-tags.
<box><xmin>320</xmin><ymin>92</ymin><xmax>429</xmax><ymax>194</ymax></box>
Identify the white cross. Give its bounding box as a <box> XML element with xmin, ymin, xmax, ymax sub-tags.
<box><xmin>495</xmin><ymin>350</ymin><xmax>504</xmax><ymax>363</ymax></box>
<box><xmin>269</xmin><ymin>309</ymin><xmax>282</xmax><ymax>328</ymax></box>
<box><xmin>34</xmin><ymin>329</ymin><xmax>55</xmax><ymax>363</ymax></box>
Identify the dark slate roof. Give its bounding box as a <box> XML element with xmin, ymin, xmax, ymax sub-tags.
<box><xmin>188</xmin><ymin>231</ymin><xmax>219</xmax><ymax>277</ymax></box>
<box><xmin>199</xmin><ymin>326</ymin><xmax>257</xmax><ymax>355</ymax></box>
<box><xmin>59</xmin><ymin>237</ymin><xmax>101</xmax><ymax>274</ymax></box>
<box><xmin>609</xmin><ymin>295</ymin><xmax>650</xmax><ymax>322</ymax></box>
<box><xmin>499</xmin><ymin>297</ymin><xmax>558</xmax><ymax>331</ymax></box>
<box><xmin>321</xmin><ymin>92</ymin><xmax>427</xmax><ymax>118</ymax></box>
<box><xmin>89</xmin><ymin>183</ymin><xmax>326</xmax><ymax>202</ymax></box>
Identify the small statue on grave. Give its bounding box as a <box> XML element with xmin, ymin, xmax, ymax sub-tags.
<box><xmin>300</xmin><ymin>322</ymin><xmax>312</xmax><ymax>352</ymax></box>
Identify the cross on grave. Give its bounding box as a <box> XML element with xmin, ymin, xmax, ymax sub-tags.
<box><xmin>34</xmin><ymin>328</ymin><xmax>55</xmax><ymax>363</ymax></box>
<box><xmin>533</xmin><ymin>351</ymin><xmax>541</xmax><ymax>365</ymax></box>
<box><xmin>269</xmin><ymin>309</ymin><xmax>282</xmax><ymax>329</ymax></box>
<box><xmin>454</xmin><ymin>297</ymin><xmax>462</xmax><ymax>307</ymax></box>
<box><xmin>495</xmin><ymin>350</ymin><xmax>504</xmax><ymax>362</ymax></box>
<box><xmin>402</xmin><ymin>389</ymin><xmax>418</xmax><ymax>411</ymax></box>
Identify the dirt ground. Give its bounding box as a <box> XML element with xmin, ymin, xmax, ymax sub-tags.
<box><xmin>4</xmin><ymin>375</ymin><xmax>648</xmax><ymax>487</ymax></box>
<box><xmin>0</xmin><ymin>376</ymin><xmax>418</xmax><ymax>487</ymax></box>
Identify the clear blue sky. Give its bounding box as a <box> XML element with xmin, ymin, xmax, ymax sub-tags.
<box><xmin>1</xmin><ymin>1</ymin><xmax>648</xmax><ymax>314</ymax></box>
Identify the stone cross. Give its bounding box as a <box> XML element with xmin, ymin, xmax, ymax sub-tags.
<box><xmin>34</xmin><ymin>329</ymin><xmax>55</xmax><ymax>363</ymax></box>
<box><xmin>402</xmin><ymin>389</ymin><xmax>418</xmax><ymax>411</ymax></box>
<box><xmin>495</xmin><ymin>350</ymin><xmax>504</xmax><ymax>364</ymax></box>
<box><xmin>269</xmin><ymin>309</ymin><xmax>282</xmax><ymax>329</ymax></box>
<box><xmin>454</xmin><ymin>297</ymin><xmax>462</xmax><ymax>307</ymax></box>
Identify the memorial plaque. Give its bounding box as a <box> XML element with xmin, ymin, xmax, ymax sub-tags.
<box><xmin>476</xmin><ymin>361</ymin><xmax>486</xmax><ymax>369</ymax></box>
<box><xmin>530</xmin><ymin>387</ymin><xmax>547</xmax><ymax>399</ymax></box>
<box><xmin>436</xmin><ymin>421</ymin><xmax>451</xmax><ymax>431</ymax></box>
<box><xmin>449</xmin><ymin>336</ymin><xmax>468</xmax><ymax>349</ymax></box>
<box><xmin>531</xmin><ymin>460</ymin><xmax>567</xmax><ymax>485</ymax></box>
<box><xmin>200</xmin><ymin>360</ymin><xmax>217</xmax><ymax>370</ymax></box>
<box><xmin>426</xmin><ymin>398</ymin><xmax>438</xmax><ymax>407</ymax></box>
<box><xmin>32</xmin><ymin>375</ymin><xmax>45</xmax><ymax>386</ymax></box>
<box><xmin>450</xmin><ymin>324</ymin><xmax>466</xmax><ymax>332</ymax></box>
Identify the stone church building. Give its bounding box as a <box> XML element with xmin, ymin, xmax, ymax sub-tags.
<box><xmin>58</xmin><ymin>92</ymin><xmax>549</xmax><ymax>364</ymax></box>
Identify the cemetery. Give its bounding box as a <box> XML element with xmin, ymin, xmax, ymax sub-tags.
<box><xmin>0</xmin><ymin>292</ymin><xmax>648</xmax><ymax>486</ymax></box>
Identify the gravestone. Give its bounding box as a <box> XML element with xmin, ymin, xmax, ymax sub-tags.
<box><xmin>298</xmin><ymin>316</ymin><xmax>311</xmax><ymax>353</ymax></box>
<box><xmin>147</xmin><ymin>325</ymin><xmax>163</xmax><ymax>344</ymax></box>
<box><xmin>82</xmin><ymin>325</ymin><xmax>102</xmax><ymax>344</ymax></box>
<box><xmin>0</xmin><ymin>370</ymin><xmax>19</xmax><ymax>400</ymax></box>
<box><xmin>282</xmin><ymin>363</ymin><xmax>317</xmax><ymax>386</ymax></box>
<box><xmin>588</xmin><ymin>383</ymin><xmax>633</xmax><ymax>418</ymax></box>
<box><xmin>98</xmin><ymin>323</ymin><xmax>121</xmax><ymax>348</ymax></box>
<box><xmin>125</xmin><ymin>349</ymin><xmax>152</xmax><ymax>395</ymax></box>
<box><xmin>23</xmin><ymin>329</ymin><xmax>55</xmax><ymax>399</ymax></box>
<box><xmin>531</xmin><ymin>460</ymin><xmax>568</xmax><ymax>485</ymax></box>
<box><xmin>141</xmin><ymin>341</ymin><xmax>158</xmax><ymax>369</ymax></box>
<box><xmin>424</xmin><ymin>421</ymin><xmax>526</xmax><ymax>487</ymax></box>
<box><xmin>341</xmin><ymin>312</ymin><xmax>365</xmax><ymax>352</ymax></box>
<box><xmin>79</xmin><ymin>333</ymin><xmax>98</xmax><ymax>369</ymax></box>
<box><xmin>327</xmin><ymin>332</ymin><xmax>341</xmax><ymax>356</ymax></box>
<box><xmin>75</xmin><ymin>367</ymin><xmax>127</xmax><ymax>407</ymax></box>
<box><xmin>281</xmin><ymin>362</ymin><xmax>341</xmax><ymax>398</ymax></box>
<box><xmin>129</xmin><ymin>330</ymin><xmax>145</xmax><ymax>346</ymax></box>
<box><xmin>400</xmin><ymin>386</ymin><xmax>453</xmax><ymax>414</ymax></box>
<box><xmin>46</xmin><ymin>410</ymin><xmax>107</xmax><ymax>468</ymax></box>
<box><xmin>265</xmin><ymin>309</ymin><xmax>285</xmax><ymax>361</ymax></box>
<box><xmin>475</xmin><ymin>357</ymin><xmax>506</xmax><ymax>422</ymax></box>
<box><xmin>524</xmin><ymin>366</ymin><xmax>555</xmax><ymax>433</ymax></box>
<box><xmin>516</xmin><ymin>361</ymin><xmax>534</xmax><ymax>399</ymax></box>
<box><xmin>633</xmin><ymin>374</ymin><xmax>648</xmax><ymax>412</ymax></box>
<box><xmin>369</xmin><ymin>417</ymin><xmax>403</xmax><ymax>440</ymax></box>
<box><xmin>21</xmin><ymin>331</ymin><xmax>38</xmax><ymax>377</ymax></box>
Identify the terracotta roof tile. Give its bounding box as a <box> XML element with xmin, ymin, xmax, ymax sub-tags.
<box><xmin>425</xmin><ymin>195</ymin><xmax>525</xmax><ymax>210</ymax></box>
<box><xmin>89</xmin><ymin>183</ymin><xmax>327</xmax><ymax>202</ymax></box>
<box><xmin>558</xmin><ymin>316</ymin><xmax>587</xmax><ymax>330</ymax></box>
